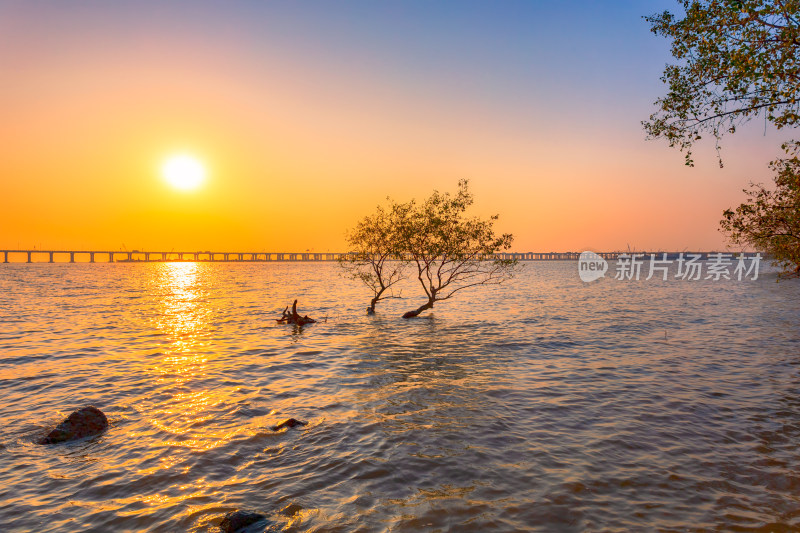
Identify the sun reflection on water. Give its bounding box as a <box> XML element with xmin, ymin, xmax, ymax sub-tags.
<box><xmin>153</xmin><ymin>262</ymin><xmax>209</xmax><ymax>350</ymax></box>
<box><xmin>142</xmin><ymin>263</ymin><xmax>231</xmax><ymax>451</ymax></box>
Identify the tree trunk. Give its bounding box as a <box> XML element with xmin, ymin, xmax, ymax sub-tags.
<box><xmin>402</xmin><ymin>298</ymin><xmax>434</xmax><ymax>319</ymax></box>
<box><xmin>368</xmin><ymin>288</ymin><xmax>384</xmax><ymax>315</ymax></box>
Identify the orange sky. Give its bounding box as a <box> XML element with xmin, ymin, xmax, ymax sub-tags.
<box><xmin>0</xmin><ymin>2</ymin><xmax>788</xmax><ymax>253</ymax></box>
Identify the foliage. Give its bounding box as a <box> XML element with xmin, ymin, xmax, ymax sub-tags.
<box><xmin>339</xmin><ymin>202</ymin><xmax>408</xmax><ymax>313</ymax></box>
<box><xmin>721</xmin><ymin>141</ymin><xmax>800</xmax><ymax>275</ymax></box>
<box><xmin>644</xmin><ymin>0</ymin><xmax>800</xmax><ymax>166</ymax></box>
<box><xmin>393</xmin><ymin>180</ymin><xmax>517</xmax><ymax>318</ymax></box>
<box><xmin>341</xmin><ymin>180</ymin><xmax>517</xmax><ymax>317</ymax></box>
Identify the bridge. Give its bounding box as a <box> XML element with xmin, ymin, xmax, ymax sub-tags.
<box><xmin>0</xmin><ymin>250</ymin><xmax>749</xmax><ymax>264</ymax></box>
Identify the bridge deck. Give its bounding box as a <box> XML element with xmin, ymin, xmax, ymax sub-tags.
<box><xmin>0</xmin><ymin>250</ymin><xmax>758</xmax><ymax>263</ymax></box>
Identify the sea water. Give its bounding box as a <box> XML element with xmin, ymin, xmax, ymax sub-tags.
<box><xmin>1</xmin><ymin>261</ymin><xmax>799</xmax><ymax>532</ymax></box>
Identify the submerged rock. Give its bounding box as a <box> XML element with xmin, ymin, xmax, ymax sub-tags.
<box><xmin>270</xmin><ymin>418</ymin><xmax>307</xmax><ymax>431</ymax></box>
<box><xmin>36</xmin><ymin>406</ymin><xmax>108</xmax><ymax>445</ymax></box>
<box><xmin>279</xmin><ymin>502</ymin><xmax>303</xmax><ymax>517</ymax></box>
<box><xmin>219</xmin><ymin>510</ymin><xmax>267</xmax><ymax>533</ymax></box>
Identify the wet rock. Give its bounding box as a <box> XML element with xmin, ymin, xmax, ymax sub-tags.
<box><xmin>36</xmin><ymin>406</ymin><xmax>108</xmax><ymax>445</ymax></box>
<box><xmin>270</xmin><ymin>418</ymin><xmax>307</xmax><ymax>431</ymax></box>
<box><xmin>219</xmin><ymin>510</ymin><xmax>267</xmax><ymax>533</ymax></box>
<box><xmin>279</xmin><ymin>502</ymin><xmax>303</xmax><ymax>517</ymax></box>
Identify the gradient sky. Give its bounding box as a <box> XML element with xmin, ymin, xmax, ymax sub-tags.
<box><xmin>0</xmin><ymin>1</ymin><xmax>788</xmax><ymax>252</ymax></box>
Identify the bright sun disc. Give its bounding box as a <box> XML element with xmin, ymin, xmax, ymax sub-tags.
<box><xmin>162</xmin><ymin>155</ymin><xmax>205</xmax><ymax>191</ymax></box>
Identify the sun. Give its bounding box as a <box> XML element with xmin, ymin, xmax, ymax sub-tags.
<box><xmin>162</xmin><ymin>154</ymin><xmax>206</xmax><ymax>191</ymax></box>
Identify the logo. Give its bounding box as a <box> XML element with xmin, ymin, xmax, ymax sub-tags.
<box><xmin>579</xmin><ymin>251</ymin><xmax>608</xmax><ymax>282</ymax></box>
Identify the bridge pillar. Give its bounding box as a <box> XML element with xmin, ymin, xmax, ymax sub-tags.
<box><xmin>49</xmin><ymin>252</ymin><xmax>54</xmax><ymax>263</ymax></box>
<box><xmin>238</xmin><ymin>253</ymin><xmax>243</xmax><ymax>261</ymax></box>
<box><xmin>90</xmin><ymin>252</ymin><xmax>95</xmax><ymax>263</ymax></box>
<box><xmin>27</xmin><ymin>251</ymin><xmax>32</xmax><ymax>263</ymax></box>
<box><xmin>3</xmin><ymin>251</ymin><xmax>8</xmax><ymax>263</ymax></box>
<box><xmin>69</xmin><ymin>252</ymin><xmax>75</xmax><ymax>263</ymax></box>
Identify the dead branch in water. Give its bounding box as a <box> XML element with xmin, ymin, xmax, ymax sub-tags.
<box><xmin>276</xmin><ymin>299</ymin><xmax>317</xmax><ymax>326</ymax></box>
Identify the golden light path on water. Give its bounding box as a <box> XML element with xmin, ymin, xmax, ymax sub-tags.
<box><xmin>0</xmin><ymin>262</ymin><xmax>799</xmax><ymax>531</ymax></box>
<box><xmin>145</xmin><ymin>262</ymin><xmax>221</xmax><ymax>451</ymax></box>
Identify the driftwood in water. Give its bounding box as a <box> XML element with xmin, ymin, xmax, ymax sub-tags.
<box><xmin>277</xmin><ymin>299</ymin><xmax>317</xmax><ymax>325</ymax></box>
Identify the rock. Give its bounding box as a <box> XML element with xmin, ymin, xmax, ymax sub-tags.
<box><xmin>36</xmin><ymin>406</ymin><xmax>108</xmax><ymax>445</ymax></box>
<box><xmin>279</xmin><ymin>502</ymin><xmax>303</xmax><ymax>517</ymax></box>
<box><xmin>270</xmin><ymin>418</ymin><xmax>307</xmax><ymax>431</ymax></box>
<box><xmin>219</xmin><ymin>510</ymin><xmax>267</xmax><ymax>533</ymax></box>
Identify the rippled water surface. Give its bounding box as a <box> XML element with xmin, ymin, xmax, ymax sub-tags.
<box><xmin>1</xmin><ymin>262</ymin><xmax>799</xmax><ymax>532</ymax></box>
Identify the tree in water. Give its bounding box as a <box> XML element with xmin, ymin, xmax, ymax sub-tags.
<box><xmin>643</xmin><ymin>0</ymin><xmax>800</xmax><ymax>166</ymax></box>
<box><xmin>721</xmin><ymin>141</ymin><xmax>800</xmax><ymax>276</ymax></box>
<box><xmin>339</xmin><ymin>202</ymin><xmax>409</xmax><ymax>314</ymax></box>
<box><xmin>342</xmin><ymin>180</ymin><xmax>517</xmax><ymax>317</ymax></box>
<box><xmin>394</xmin><ymin>180</ymin><xmax>517</xmax><ymax>318</ymax></box>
